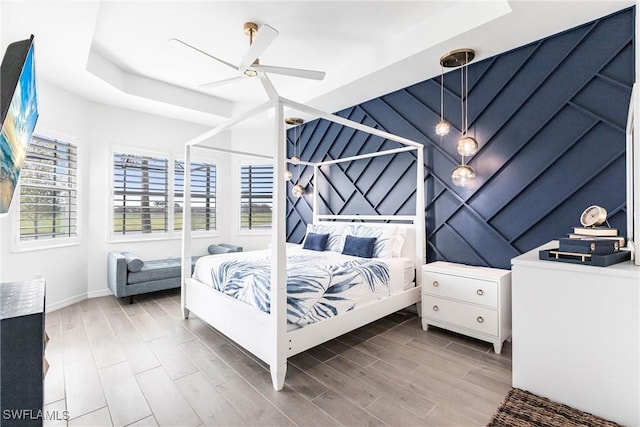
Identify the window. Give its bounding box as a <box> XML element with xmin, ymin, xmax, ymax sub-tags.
<box><xmin>19</xmin><ymin>135</ymin><xmax>78</xmax><ymax>241</ymax></box>
<box><xmin>174</xmin><ymin>160</ymin><xmax>216</xmax><ymax>231</ymax></box>
<box><xmin>113</xmin><ymin>152</ymin><xmax>168</xmax><ymax>235</ymax></box>
<box><xmin>240</xmin><ymin>164</ymin><xmax>273</xmax><ymax>229</ymax></box>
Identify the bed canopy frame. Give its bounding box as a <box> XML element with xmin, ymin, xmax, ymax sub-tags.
<box><xmin>180</xmin><ymin>74</ymin><xmax>426</xmax><ymax>390</ymax></box>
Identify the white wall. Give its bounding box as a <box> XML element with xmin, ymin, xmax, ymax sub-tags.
<box><xmin>0</xmin><ymin>77</ymin><xmax>282</xmax><ymax>309</ymax></box>
<box><xmin>0</xmin><ymin>81</ymin><xmax>91</xmax><ymax>308</ymax></box>
<box><xmin>84</xmin><ymin>103</ymin><xmax>228</xmax><ymax>296</ymax></box>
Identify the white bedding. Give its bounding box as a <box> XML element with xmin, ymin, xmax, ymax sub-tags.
<box><xmin>192</xmin><ymin>245</ymin><xmax>414</xmax><ymax>326</ymax></box>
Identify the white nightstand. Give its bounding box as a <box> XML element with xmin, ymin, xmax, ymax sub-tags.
<box><xmin>421</xmin><ymin>261</ymin><xmax>512</xmax><ymax>354</ymax></box>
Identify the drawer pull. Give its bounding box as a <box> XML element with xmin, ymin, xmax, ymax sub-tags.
<box><xmin>432</xmin><ymin>281</ymin><xmax>439</xmax><ymax>287</ymax></box>
<box><xmin>477</xmin><ymin>316</ymin><xmax>484</xmax><ymax>323</ymax></box>
<box><xmin>476</xmin><ymin>289</ymin><xmax>484</xmax><ymax>296</ymax></box>
<box><xmin>432</xmin><ymin>305</ymin><xmax>439</xmax><ymax>312</ymax></box>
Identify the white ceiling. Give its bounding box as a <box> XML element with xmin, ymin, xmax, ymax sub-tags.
<box><xmin>0</xmin><ymin>0</ymin><xmax>635</xmax><ymax>128</ymax></box>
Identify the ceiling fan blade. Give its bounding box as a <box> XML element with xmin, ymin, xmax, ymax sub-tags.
<box><xmin>169</xmin><ymin>38</ymin><xmax>238</xmax><ymax>72</ymax></box>
<box><xmin>253</xmin><ymin>64</ymin><xmax>326</xmax><ymax>80</ymax></box>
<box><xmin>198</xmin><ymin>75</ymin><xmax>245</xmax><ymax>89</ymax></box>
<box><xmin>238</xmin><ymin>24</ymin><xmax>279</xmax><ymax>73</ymax></box>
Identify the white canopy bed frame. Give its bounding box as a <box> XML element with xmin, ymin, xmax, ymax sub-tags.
<box><xmin>180</xmin><ymin>75</ymin><xmax>426</xmax><ymax>390</ymax></box>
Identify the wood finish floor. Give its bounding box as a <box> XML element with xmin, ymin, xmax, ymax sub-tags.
<box><xmin>43</xmin><ymin>289</ymin><xmax>512</xmax><ymax>426</ymax></box>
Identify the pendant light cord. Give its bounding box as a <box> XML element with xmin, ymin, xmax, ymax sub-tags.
<box><xmin>465</xmin><ymin>51</ymin><xmax>469</xmax><ymax>136</ymax></box>
<box><xmin>460</xmin><ymin>59</ymin><xmax>465</xmax><ymax>136</ymax></box>
<box><xmin>295</xmin><ymin>124</ymin><xmax>301</xmax><ymax>182</ymax></box>
<box><xmin>460</xmin><ymin>51</ymin><xmax>470</xmax><ymax>165</ymax></box>
<box><xmin>440</xmin><ymin>65</ymin><xmax>445</xmax><ymax>121</ymax></box>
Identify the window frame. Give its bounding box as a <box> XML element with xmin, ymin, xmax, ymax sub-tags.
<box><xmin>109</xmin><ymin>150</ymin><xmax>171</xmax><ymax>237</ymax></box>
<box><xmin>13</xmin><ymin>133</ymin><xmax>81</xmax><ymax>252</ymax></box>
<box><xmin>108</xmin><ymin>146</ymin><xmax>219</xmax><ymax>242</ymax></box>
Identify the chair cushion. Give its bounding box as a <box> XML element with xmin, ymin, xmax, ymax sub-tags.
<box><xmin>127</xmin><ymin>257</ymin><xmax>199</xmax><ymax>285</ymax></box>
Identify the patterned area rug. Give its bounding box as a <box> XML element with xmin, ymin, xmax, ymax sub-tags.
<box><xmin>488</xmin><ymin>388</ymin><xmax>621</xmax><ymax>427</ymax></box>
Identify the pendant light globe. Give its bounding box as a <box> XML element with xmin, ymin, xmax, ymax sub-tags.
<box><xmin>435</xmin><ymin>120</ymin><xmax>450</xmax><ymax>136</ymax></box>
<box><xmin>457</xmin><ymin>135</ymin><xmax>478</xmax><ymax>156</ymax></box>
<box><xmin>451</xmin><ymin>164</ymin><xmax>476</xmax><ymax>187</ymax></box>
<box><xmin>292</xmin><ymin>183</ymin><xmax>305</xmax><ymax>198</ymax></box>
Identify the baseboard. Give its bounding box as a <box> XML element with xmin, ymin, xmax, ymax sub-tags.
<box><xmin>46</xmin><ymin>293</ymin><xmax>87</xmax><ymax>312</ymax></box>
<box><xmin>45</xmin><ymin>288</ymin><xmax>114</xmax><ymax>312</ymax></box>
<box><xmin>87</xmin><ymin>288</ymin><xmax>114</xmax><ymax>299</ymax></box>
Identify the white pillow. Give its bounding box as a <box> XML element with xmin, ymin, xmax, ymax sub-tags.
<box><xmin>345</xmin><ymin>224</ymin><xmax>399</xmax><ymax>258</ymax></box>
<box><xmin>305</xmin><ymin>223</ymin><xmax>346</xmax><ymax>252</ymax></box>
<box><xmin>392</xmin><ymin>227</ymin><xmax>407</xmax><ymax>258</ymax></box>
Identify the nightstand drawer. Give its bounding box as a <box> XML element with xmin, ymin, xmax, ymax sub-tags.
<box><xmin>423</xmin><ymin>296</ymin><xmax>498</xmax><ymax>336</ymax></box>
<box><xmin>423</xmin><ymin>272</ymin><xmax>498</xmax><ymax>308</ymax></box>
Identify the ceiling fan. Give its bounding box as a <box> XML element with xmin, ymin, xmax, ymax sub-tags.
<box><xmin>170</xmin><ymin>22</ymin><xmax>326</xmax><ymax>88</ymax></box>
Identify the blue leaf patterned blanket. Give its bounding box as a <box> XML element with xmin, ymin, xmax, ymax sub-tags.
<box><xmin>193</xmin><ymin>249</ymin><xmax>391</xmax><ymax>326</ymax></box>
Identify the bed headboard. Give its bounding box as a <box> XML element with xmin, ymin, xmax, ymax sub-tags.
<box><xmin>314</xmin><ymin>215</ymin><xmax>424</xmax><ymax>269</ymax></box>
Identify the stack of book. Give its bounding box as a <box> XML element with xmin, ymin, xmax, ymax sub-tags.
<box><xmin>567</xmin><ymin>226</ymin><xmax>625</xmax><ymax>248</ymax></box>
<box><xmin>538</xmin><ymin>226</ymin><xmax>631</xmax><ymax>266</ymax></box>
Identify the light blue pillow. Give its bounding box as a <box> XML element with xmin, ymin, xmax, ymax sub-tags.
<box><xmin>303</xmin><ymin>233</ymin><xmax>329</xmax><ymax>251</ymax></box>
<box><xmin>208</xmin><ymin>244</ymin><xmax>233</xmax><ymax>255</ymax></box>
<box><xmin>122</xmin><ymin>252</ymin><xmax>144</xmax><ymax>272</ymax></box>
<box><xmin>342</xmin><ymin>235</ymin><xmax>377</xmax><ymax>258</ymax></box>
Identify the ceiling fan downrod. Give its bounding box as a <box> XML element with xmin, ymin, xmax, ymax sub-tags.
<box><xmin>243</xmin><ymin>22</ymin><xmax>259</xmax><ymax>76</ymax></box>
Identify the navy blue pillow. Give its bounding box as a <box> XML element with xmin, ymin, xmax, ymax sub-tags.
<box><xmin>303</xmin><ymin>233</ymin><xmax>329</xmax><ymax>251</ymax></box>
<box><xmin>342</xmin><ymin>235</ymin><xmax>377</xmax><ymax>258</ymax></box>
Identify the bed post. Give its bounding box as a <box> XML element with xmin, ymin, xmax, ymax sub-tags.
<box><xmin>312</xmin><ymin>165</ymin><xmax>319</xmax><ymax>224</ymax></box>
<box><xmin>415</xmin><ymin>145</ymin><xmax>426</xmax><ymax>316</ymax></box>
<box><xmin>180</xmin><ymin>144</ymin><xmax>192</xmax><ymax>319</ymax></box>
<box><xmin>415</xmin><ymin>145</ymin><xmax>426</xmax><ymax>272</ymax></box>
<box><xmin>270</xmin><ymin>98</ymin><xmax>287</xmax><ymax>390</ymax></box>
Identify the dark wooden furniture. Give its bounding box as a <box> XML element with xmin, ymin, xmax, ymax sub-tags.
<box><xmin>0</xmin><ymin>278</ymin><xmax>46</xmax><ymax>426</ymax></box>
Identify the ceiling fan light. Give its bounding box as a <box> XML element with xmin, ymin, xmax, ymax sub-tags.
<box><xmin>435</xmin><ymin>120</ymin><xmax>450</xmax><ymax>136</ymax></box>
<box><xmin>457</xmin><ymin>136</ymin><xmax>478</xmax><ymax>156</ymax></box>
<box><xmin>451</xmin><ymin>164</ymin><xmax>476</xmax><ymax>187</ymax></box>
<box><xmin>244</xmin><ymin>69</ymin><xmax>258</xmax><ymax>77</ymax></box>
<box><xmin>292</xmin><ymin>183</ymin><xmax>305</xmax><ymax>198</ymax></box>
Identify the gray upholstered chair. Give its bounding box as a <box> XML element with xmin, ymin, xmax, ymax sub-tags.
<box><xmin>107</xmin><ymin>243</ymin><xmax>242</xmax><ymax>303</ymax></box>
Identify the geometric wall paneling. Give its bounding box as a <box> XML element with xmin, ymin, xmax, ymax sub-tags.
<box><xmin>285</xmin><ymin>103</ymin><xmax>420</xmax><ymax>243</ymax></box>
<box><xmin>285</xmin><ymin>7</ymin><xmax>634</xmax><ymax>269</ymax></box>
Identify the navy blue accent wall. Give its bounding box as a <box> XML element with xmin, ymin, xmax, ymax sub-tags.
<box><xmin>286</xmin><ymin>7</ymin><xmax>634</xmax><ymax>269</ymax></box>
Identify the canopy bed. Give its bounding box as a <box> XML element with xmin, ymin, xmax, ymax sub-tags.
<box><xmin>180</xmin><ymin>74</ymin><xmax>426</xmax><ymax>390</ymax></box>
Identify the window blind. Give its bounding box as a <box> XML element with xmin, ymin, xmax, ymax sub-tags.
<box><xmin>113</xmin><ymin>152</ymin><xmax>168</xmax><ymax>234</ymax></box>
<box><xmin>19</xmin><ymin>136</ymin><xmax>78</xmax><ymax>241</ymax></box>
<box><xmin>240</xmin><ymin>164</ymin><xmax>273</xmax><ymax>229</ymax></box>
<box><xmin>174</xmin><ymin>160</ymin><xmax>217</xmax><ymax>231</ymax></box>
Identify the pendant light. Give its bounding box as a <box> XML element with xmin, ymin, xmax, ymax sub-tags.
<box><xmin>440</xmin><ymin>48</ymin><xmax>477</xmax><ymax>187</ymax></box>
<box><xmin>285</xmin><ymin>117</ymin><xmax>305</xmax><ymax>197</ymax></box>
<box><xmin>456</xmin><ymin>50</ymin><xmax>478</xmax><ymax>157</ymax></box>
<box><xmin>291</xmin><ymin>183</ymin><xmax>305</xmax><ymax>198</ymax></box>
<box><xmin>435</xmin><ymin>64</ymin><xmax>450</xmax><ymax>136</ymax></box>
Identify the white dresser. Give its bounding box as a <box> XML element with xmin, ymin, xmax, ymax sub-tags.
<box><xmin>421</xmin><ymin>261</ymin><xmax>512</xmax><ymax>354</ymax></box>
<box><xmin>511</xmin><ymin>242</ymin><xmax>640</xmax><ymax>426</ymax></box>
